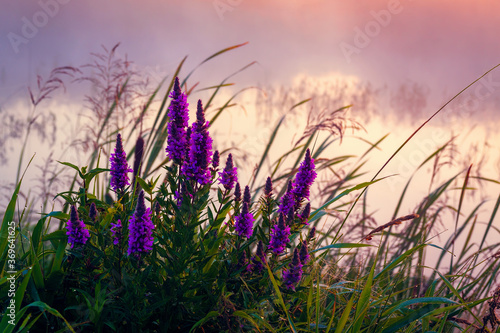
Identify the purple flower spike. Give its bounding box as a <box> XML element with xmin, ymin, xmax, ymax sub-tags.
<box><xmin>219</xmin><ymin>153</ymin><xmax>238</xmax><ymax>191</ymax></box>
<box><xmin>234</xmin><ymin>183</ymin><xmax>242</xmax><ymax>202</ymax></box>
<box><xmin>269</xmin><ymin>213</ymin><xmax>291</xmax><ymax>255</ymax></box>
<box><xmin>110</xmin><ymin>219</ymin><xmax>122</xmax><ymax>246</ymax></box>
<box><xmin>292</xmin><ymin>149</ymin><xmax>317</xmax><ymax>208</ymax></box>
<box><xmin>166</xmin><ymin>77</ymin><xmax>190</xmax><ymax>165</ymax></box>
<box><xmin>66</xmin><ymin>205</ymin><xmax>90</xmax><ymax>248</ymax></box>
<box><xmin>282</xmin><ymin>248</ymin><xmax>303</xmax><ymax>291</ymax></box>
<box><xmin>128</xmin><ymin>191</ymin><xmax>155</xmax><ymax>256</ymax></box>
<box><xmin>251</xmin><ymin>241</ymin><xmax>266</xmax><ymax>274</ymax></box>
<box><xmin>110</xmin><ymin>133</ymin><xmax>133</xmax><ymax>193</ymax></box>
<box><xmin>235</xmin><ymin>202</ymin><xmax>254</xmax><ymax>238</ymax></box>
<box><xmin>243</xmin><ymin>185</ymin><xmax>251</xmax><ymax>205</ymax></box>
<box><xmin>308</xmin><ymin>226</ymin><xmax>316</xmax><ymax>241</ymax></box>
<box><xmin>264</xmin><ymin>177</ymin><xmax>273</xmax><ymax>197</ymax></box>
<box><xmin>212</xmin><ymin>150</ymin><xmax>220</xmax><ymax>170</ymax></box>
<box><xmin>299</xmin><ymin>240</ymin><xmax>310</xmax><ymax>265</ymax></box>
<box><xmin>300</xmin><ymin>203</ymin><xmax>311</xmax><ymax>225</ymax></box>
<box><xmin>182</xmin><ymin>100</ymin><xmax>213</xmax><ymax>185</ymax></box>
<box><xmin>278</xmin><ymin>180</ymin><xmax>295</xmax><ymax>216</ymax></box>
<box><xmin>89</xmin><ymin>202</ymin><xmax>97</xmax><ymax>222</ymax></box>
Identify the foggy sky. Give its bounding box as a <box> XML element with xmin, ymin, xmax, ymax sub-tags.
<box><xmin>2</xmin><ymin>0</ymin><xmax>500</xmax><ymax>112</ymax></box>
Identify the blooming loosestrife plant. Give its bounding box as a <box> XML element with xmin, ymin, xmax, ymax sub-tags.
<box><xmin>166</xmin><ymin>77</ymin><xmax>189</xmax><ymax>165</ymax></box>
<box><xmin>127</xmin><ymin>190</ymin><xmax>154</xmax><ymax>256</ymax></box>
<box><xmin>292</xmin><ymin>148</ymin><xmax>317</xmax><ymax>209</ymax></box>
<box><xmin>282</xmin><ymin>248</ymin><xmax>303</xmax><ymax>291</ymax></box>
<box><xmin>66</xmin><ymin>205</ymin><xmax>90</xmax><ymax>248</ymax></box>
<box><xmin>182</xmin><ymin>100</ymin><xmax>213</xmax><ymax>185</ymax></box>
<box><xmin>234</xmin><ymin>201</ymin><xmax>254</xmax><ymax>238</ymax></box>
<box><xmin>20</xmin><ymin>76</ymin><xmax>322</xmax><ymax>332</ymax></box>
<box><xmin>269</xmin><ymin>213</ymin><xmax>291</xmax><ymax>255</ymax></box>
<box><xmin>110</xmin><ymin>133</ymin><xmax>133</xmax><ymax>193</ymax></box>
<box><xmin>278</xmin><ymin>180</ymin><xmax>295</xmax><ymax>217</ymax></box>
<box><xmin>234</xmin><ymin>182</ymin><xmax>242</xmax><ymax>202</ymax></box>
<box><xmin>219</xmin><ymin>153</ymin><xmax>238</xmax><ymax>191</ymax></box>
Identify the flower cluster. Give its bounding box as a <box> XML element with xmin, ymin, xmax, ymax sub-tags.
<box><xmin>282</xmin><ymin>248</ymin><xmax>303</xmax><ymax>291</ymax></box>
<box><xmin>264</xmin><ymin>177</ymin><xmax>273</xmax><ymax>197</ymax></box>
<box><xmin>278</xmin><ymin>180</ymin><xmax>294</xmax><ymax>217</ymax></box>
<box><xmin>219</xmin><ymin>153</ymin><xmax>238</xmax><ymax>191</ymax></box>
<box><xmin>110</xmin><ymin>133</ymin><xmax>133</xmax><ymax>193</ymax></box>
<box><xmin>182</xmin><ymin>100</ymin><xmax>213</xmax><ymax>185</ymax></box>
<box><xmin>299</xmin><ymin>203</ymin><xmax>311</xmax><ymax>224</ymax></box>
<box><xmin>212</xmin><ymin>150</ymin><xmax>220</xmax><ymax>170</ymax></box>
<box><xmin>269</xmin><ymin>214</ymin><xmax>291</xmax><ymax>255</ymax></box>
<box><xmin>127</xmin><ymin>190</ymin><xmax>155</xmax><ymax>256</ymax></box>
<box><xmin>66</xmin><ymin>205</ymin><xmax>90</xmax><ymax>248</ymax></box>
<box><xmin>89</xmin><ymin>202</ymin><xmax>97</xmax><ymax>222</ymax></box>
<box><xmin>243</xmin><ymin>185</ymin><xmax>251</xmax><ymax>205</ymax></box>
<box><xmin>292</xmin><ymin>148</ymin><xmax>317</xmax><ymax>208</ymax></box>
<box><xmin>234</xmin><ymin>182</ymin><xmax>242</xmax><ymax>202</ymax></box>
<box><xmin>235</xmin><ymin>202</ymin><xmax>254</xmax><ymax>238</ymax></box>
<box><xmin>299</xmin><ymin>240</ymin><xmax>310</xmax><ymax>264</ymax></box>
<box><xmin>166</xmin><ymin>77</ymin><xmax>190</xmax><ymax>165</ymax></box>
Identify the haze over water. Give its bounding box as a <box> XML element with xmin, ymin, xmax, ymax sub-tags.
<box><xmin>1</xmin><ymin>0</ymin><xmax>499</xmax><ymax>251</ymax></box>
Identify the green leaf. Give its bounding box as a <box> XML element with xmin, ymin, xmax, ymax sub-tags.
<box><xmin>135</xmin><ymin>176</ymin><xmax>153</xmax><ymax>195</ymax></box>
<box><xmin>352</xmin><ymin>259</ymin><xmax>375</xmax><ymax>332</ymax></box>
<box><xmin>265</xmin><ymin>261</ymin><xmax>297</xmax><ymax>333</ymax></box>
<box><xmin>58</xmin><ymin>161</ymin><xmax>84</xmax><ymax>179</ymax></box>
<box><xmin>189</xmin><ymin>311</ymin><xmax>219</xmax><ymax>333</ymax></box>
<box><xmin>382</xmin><ymin>297</ymin><xmax>457</xmax><ymax>317</ymax></box>
<box><xmin>312</xmin><ymin>243</ymin><xmax>372</xmax><ymax>253</ymax></box>
<box><xmin>334</xmin><ymin>294</ymin><xmax>354</xmax><ymax>333</ymax></box>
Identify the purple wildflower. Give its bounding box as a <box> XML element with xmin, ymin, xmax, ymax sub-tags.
<box><xmin>299</xmin><ymin>240</ymin><xmax>310</xmax><ymax>265</ymax></box>
<box><xmin>128</xmin><ymin>191</ymin><xmax>155</xmax><ymax>256</ymax></box>
<box><xmin>243</xmin><ymin>185</ymin><xmax>251</xmax><ymax>205</ymax></box>
<box><xmin>234</xmin><ymin>182</ymin><xmax>242</xmax><ymax>202</ymax></box>
<box><xmin>66</xmin><ymin>205</ymin><xmax>90</xmax><ymax>248</ymax></box>
<box><xmin>133</xmin><ymin>136</ymin><xmax>145</xmax><ymax>178</ymax></box>
<box><xmin>110</xmin><ymin>133</ymin><xmax>133</xmax><ymax>192</ymax></box>
<box><xmin>278</xmin><ymin>180</ymin><xmax>295</xmax><ymax>216</ymax></box>
<box><xmin>166</xmin><ymin>77</ymin><xmax>190</xmax><ymax>165</ymax></box>
<box><xmin>219</xmin><ymin>153</ymin><xmax>238</xmax><ymax>191</ymax></box>
<box><xmin>182</xmin><ymin>100</ymin><xmax>213</xmax><ymax>185</ymax></box>
<box><xmin>251</xmin><ymin>241</ymin><xmax>266</xmax><ymax>274</ymax></box>
<box><xmin>300</xmin><ymin>203</ymin><xmax>311</xmax><ymax>225</ymax></box>
<box><xmin>89</xmin><ymin>202</ymin><xmax>97</xmax><ymax>222</ymax></box>
<box><xmin>212</xmin><ymin>150</ymin><xmax>220</xmax><ymax>170</ymax></box>
<box><xmin>282</xmin><ymin>248</ymin><xmax>303</xmax><ymax>291</ymax></box>
<box><xmin>110</xmin><ymin>219</ymin><xmax>122</xmax><ymax>246</ymax></box>
<box><xmin>264</xmin><ymin>177</ymin><xmax>273</xmax><ymax>197</ymax></box>
<box><xmin>235</xmin><ymin>202</ymin><xmax>254</xmax><ymax>238</ymax></box>
<box><xmin>292</xmin><ymin>149</ymin><xmax>317</xmax><ymax>208</ymax></box>
<box><xmin>307</xmin><ymin>226</ymin><xmax>316</xmax><ymax>241</ymax></box>
<box><xmin>269</xmin><ymin>213</ymin><xmax>291</xmax><ymax>255</ymax></box>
